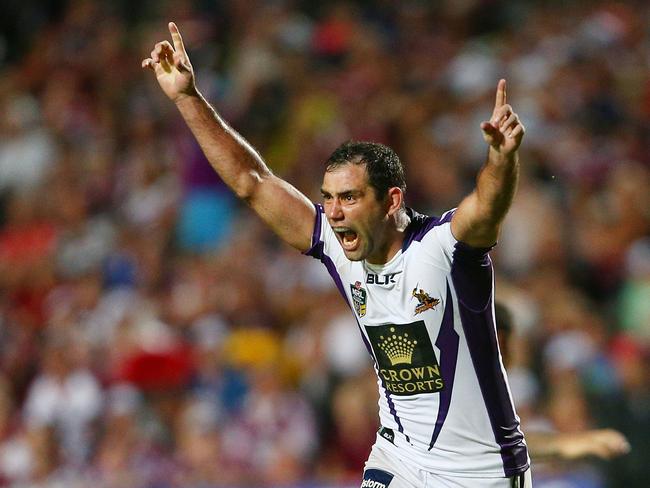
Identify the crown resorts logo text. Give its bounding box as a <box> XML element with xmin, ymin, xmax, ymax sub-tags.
<box><xmin>367</xmin><ymin>322</ymin><xmax>445</xmax><ymax>396</ymax></box>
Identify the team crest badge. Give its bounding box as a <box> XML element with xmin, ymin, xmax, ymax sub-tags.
<box><xmin>350</xmin><ymin>281</ymin><xmax>367</xmax><ymax>317</ymax></box>
<box><xmin>412</xmin><ymin>285</ymin><xmax>440</xmax><ymax>315</ymax></box>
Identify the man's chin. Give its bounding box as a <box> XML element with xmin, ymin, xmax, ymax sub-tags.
<box><xmin>343</xmin><ymin>248</ymin><xmax>366</xmax><ymax>261</ymax></box>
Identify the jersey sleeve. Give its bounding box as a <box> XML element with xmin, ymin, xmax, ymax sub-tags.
<box><xmin>431</xmin><ymin>210</ymin><xmax>461</xmax><ymax>260</ymax></box>
<box><xmin>412</xmin><ymin>209</ymin><xmax>459</xmax><ymax>265</ymax></box>
<box><xmin>303</xmin><ymin>203</ymin><xmax>347</xmax><ymax>268</ymax></box>
<box><xmin>418</xmin><ymin>208</ymin><xmax>495</xmax><ymax>261</ymax></box>
<box><xmin>424</xmin><ymin>209</ymin><xmax>496</xmax><ymax>313</ymax></box>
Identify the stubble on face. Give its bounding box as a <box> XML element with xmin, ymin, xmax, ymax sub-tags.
<box><xmin>321</xmin><ymin>164</ymin><xmax>389</xmax><ymax>263</ymax></box>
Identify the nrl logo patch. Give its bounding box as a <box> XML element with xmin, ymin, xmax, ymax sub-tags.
<box><xmin>411</xmin><ymin>285</ymin><xmax>440</xmax><ymax>315</ymax></box>
<box><xmin>350</xmin><ymin>281</ymin><xmax>367</xmax><ymax>317</ymax></box>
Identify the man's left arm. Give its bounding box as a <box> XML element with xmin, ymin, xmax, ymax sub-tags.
<box><xmin>451</xmin><ymin>79</ymin><xmax>525</xmax><ymax>248</ymax></box>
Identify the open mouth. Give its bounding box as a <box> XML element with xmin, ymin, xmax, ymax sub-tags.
<box><xmin>333</xmin><ymin>227</ymin><xmax>360</xmax><ymax>252</ymax></box>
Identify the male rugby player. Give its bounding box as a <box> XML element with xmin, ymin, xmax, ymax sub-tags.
<box><xmin>143</xmin><ymin>22</ymin><xmax>530</xmax><ymax>487</ymax></box>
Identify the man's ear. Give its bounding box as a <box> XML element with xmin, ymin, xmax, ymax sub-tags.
<box><xmin>386</xmin><ymin>187</ymin><xmax>403</xmax><ymax>216</ymax></box>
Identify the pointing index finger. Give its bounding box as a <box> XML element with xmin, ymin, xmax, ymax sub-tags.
<box><xmin>168</xmin><ymin>22</ymin><xmax>187</xmax><ymax>56</ymax></box>
<box><xmin>494</xmin><ymin>78</ymin><xmax>506</xmax><ymax>109</ymax></box>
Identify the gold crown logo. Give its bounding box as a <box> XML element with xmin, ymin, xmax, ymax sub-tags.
<box><xmin>378</xmin><ymin>327</ymin><xmax>417</xmax><ymax>366</ymax></box>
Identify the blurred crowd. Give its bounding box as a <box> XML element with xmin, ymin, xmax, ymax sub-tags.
<box><xmin>0</xmin><ymin>0</ymin><xmax>648</xmax><ymax>486</ymax></box>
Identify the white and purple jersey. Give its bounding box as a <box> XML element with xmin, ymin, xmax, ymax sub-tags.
<box><xmin>305</xmin><ymin>204</ymin><xmax>529</xmax><ymax>477</ymax></box>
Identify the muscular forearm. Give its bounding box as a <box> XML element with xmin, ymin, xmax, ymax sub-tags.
<box><xmin>474</xmin><ymin>147</ymin><xmax>519</xmax><ymax>225</ymax></box>
<box><xmin>450</xmin><ymin>80</ymin><xmax>524</xmax><ymax>247</ymax></box>
<box><xmin>175</xmin><ymin>91</ymin><xmax>272</xmax><ymax>200</ymax></box>
<box><xmin>143</xmin><ymin>22</ymin><xmax>316</xmax><ymax>252</ymax></box>
<box><xmin>452</xmin><ymin>148</ymin><xmax>519</xmax><ymax>247</ymax></box>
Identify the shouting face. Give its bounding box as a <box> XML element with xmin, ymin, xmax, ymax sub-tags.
<box><xmin>321</xmin><ymin>163</ymin><xmax>398</xmax><ymax>263</ymax></box>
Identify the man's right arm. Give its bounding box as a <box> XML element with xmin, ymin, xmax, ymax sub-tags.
<box><xmin>143</xmin><ymin>22</ymin><xmax>315</xmax><ymax>252</ymax></box>
<box><xmin>174</xmin><ymin>92</ymin><xmax>315</xmax><ymax>251</ymax></box>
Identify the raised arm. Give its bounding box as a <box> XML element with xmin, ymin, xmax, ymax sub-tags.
<box><xmin>451</xmin><ymin>79</ymin><xmax>525</xmax><ymax>248</ymax></box>
<box><xmin>142</xmin><ymin>22</ymin><xmax>315</xmax><ymax>251</ymax></box>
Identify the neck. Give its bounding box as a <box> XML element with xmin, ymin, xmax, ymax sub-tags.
<box><xmin>366</xmin><ymin>209</ymin><xmax>411</xmax><ymax>265</ymax></box>
<box><xmin>394</xmin><ymin>207</ymin><xmax>410</xmax><ymax>232</ymax></box>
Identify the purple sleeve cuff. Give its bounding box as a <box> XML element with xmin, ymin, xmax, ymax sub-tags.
<box><xmin>303</xmin><ymin>203</ymin><xmax>323</xmax><ymax>258</ymax></box>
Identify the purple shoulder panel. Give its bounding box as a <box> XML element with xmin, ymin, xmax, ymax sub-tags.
<box><xmin>401</xmin><ymin>208</ymin><xmax>455</xmax><ymax>252</ymax></box>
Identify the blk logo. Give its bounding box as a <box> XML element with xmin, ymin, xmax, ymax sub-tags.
<box><xmin>366</xmin><ymin>273</ymin><xmax>397</xmax><ymax>285</ymax></box>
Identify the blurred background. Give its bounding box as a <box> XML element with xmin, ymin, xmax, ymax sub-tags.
<box><xmin>0</xmin><ymin>0</ymin><xmax>648</xmax><ymax>486</ymax></box>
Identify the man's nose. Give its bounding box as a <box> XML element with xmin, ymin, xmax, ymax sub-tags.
<box><xmin>328</xmin><ymin>199</ymin><xmax>344</xmax><ymax>220</ymax></box>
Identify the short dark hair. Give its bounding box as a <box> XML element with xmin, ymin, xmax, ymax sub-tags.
<box><xmin>325</xmin><ymin>141</ymin><xmax>406</xmax><ymax>200</ymax></box>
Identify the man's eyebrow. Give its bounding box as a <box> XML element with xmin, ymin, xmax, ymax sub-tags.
<box><xmin>320</xmin><ymin>189</ymin><xmax>362</xmax><ymax>197</ymax></box>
